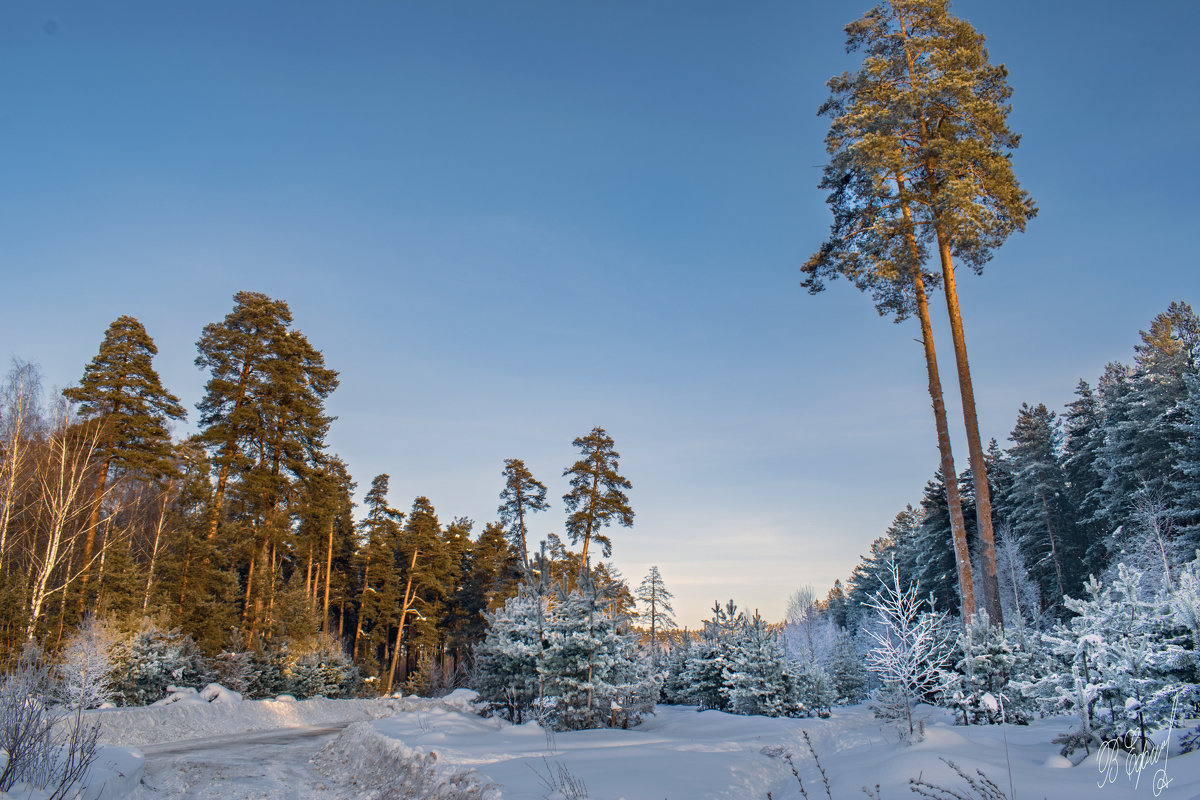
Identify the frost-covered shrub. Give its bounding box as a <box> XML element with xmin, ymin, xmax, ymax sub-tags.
<box><xmin>0</xmin><ymin>645</ymin><xmax>99</xmax><ymax>798</ymax></box>
<box><xmin>110</xmin><ymin>621</ymin><xmax>207</xmax><ymax>706</ymax></box>
<box><xmin>474</xmin><ymin>587</ymin><xmax>548</xmax><ymax>722</ymax></box>
<box><xmin>55</xmin><ymin>614</ymin><xmax>116</xmax><ymax>710</ymax></box>
<box><xmin>725</xmin><ymin>612</ymin><xmax>793</xmax><ymax>717</ymax></box>
<box><xmin>659</xmin><ymin>633</ymin><xmax>696</xmax><ymax>704</ymax></box>
<box><xmin>212</xmin><ymin>634</ymin><xmax>253</xmax><ymax>695</ymax></box>
<box><xmin>789</xmin><ymin>656</ymin><xmax>836</xmax><ymax>718</ymax></box>
<box><xmin>864</xmin><ymin>557</ymin><xmax>954</xmax><ymax>742</ymax></box>
<box><xmin>664</xmin><ymin>600</ymin><xmax>808</xmax><ymax>718</ymax></box>
<box><xmin>289</xmin><ymin>636</ymin><xmax>362</xmax><ymax>699</ymax></box>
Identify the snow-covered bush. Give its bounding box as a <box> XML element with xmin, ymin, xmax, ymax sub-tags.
<box><xmin>659</xmin><ymin>633</ymin><xmax>696</xmax><ymax>704</ymax></box>
<box><xmin>474</xmin><ymin>587</ymin><xmax>548</xmax><ymax>722</ymax></box>
<box><xmin>788</xmin><ymin>655</ymin><xmax>836</xmax><ymax>718</ymax></box>
<box><xmin>725</xmin><ymin>612</ymin><xmax>793</xmax><ymax>717</ymax></box>
<box><xmin>288</xmin><ymin>635</ymin><xmax>362</xmax><ymax>699</ymax></box>
<box><xmin>109</xmin><ymin>620</ymin><xmax>208</xmax><ymax>706</ymax></box>
<box><xmin>54</xmin><ymin>614</ymin><xmax>115</xmax><ymax>710</ymax></box>
<box><xmin>663</xmin><ymin>600</ymin><xmax>812</xmax><ymax>717</ymax></box>
<box><xmin>864</xmin><ymin>557</ymin><xmax>954</xmax><ymax>742</ymax></box>
<box><xmin>212</xmin><ymin>632</ymin><xmax>254</xmax><ymax>695</ymax></box>
<box><xmin>0</xmin><ymin>645</ymin><xmax>99</xmax><ymax>799</ymax></box>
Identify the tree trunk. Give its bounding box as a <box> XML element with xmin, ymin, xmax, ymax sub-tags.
<box><xmin>900</xmin><ymin>188</ymin><xmax>975</xmax><ymax>619</ymax></box>
<box><xmin>580</xmin><ymin>469</ymin><xmax>600</xmax><ymax>564</ymax></box>
<box><xmin>1040</xmin><ymin>490</ymin><xmax>1066</xmax><ymax>600</ymax></box>
<box><xmin>353</xmin><ymin>552</ymin><xmax>371</xmax><ymax>661</ymax></box>
<box><xmin>322</xmin><ymin>516</ymin><xmax>334</xmax><ymax>632</ymax></box>
<box><xmin>384</xmin><ymin>546</ymin><xmax>420</xmax><ymax>696</ymax></box>
<box><xmin>933</xmin><ymin>233</ymin><xmax>1003</xmax><ymax>625</ymax></box>
<box><xmin>77</xmin><ymin>448</ymin><xmax>111</xmax><ymax>613</ymax></box>
<box><xmin>142</xmin><ymin>489</ymin><xmax>171</xmax><ymax>613</ymax></box>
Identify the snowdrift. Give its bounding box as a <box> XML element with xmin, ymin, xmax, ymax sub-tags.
<box><xmin>312</xmin><ymin>721</ymin><xmax>500</xmax><ymax>800</ymax></box>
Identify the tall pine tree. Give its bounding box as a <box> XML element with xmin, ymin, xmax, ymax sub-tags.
<box><xmin>64</xmin><ymin>316</ymin><xmax>185</xmax><ymax>607</ymax></box>
<box><xmin>819</xmin><ymin>0</ymin><xmax>1037</xmax><ymax>625</ymax></box>
<box><xmin>497</xmin><ymin>458</ymin><xmax>548</xmax><ymax>576</ymax></box>
<box><xmin>562</xmin><ymin>427</ymin><xmax>633</xmax><ymax>564</ymax></box>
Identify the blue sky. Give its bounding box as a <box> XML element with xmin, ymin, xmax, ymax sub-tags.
<box><xmin>2</xmin><ymin>1</ymin><xmax>1196</xmax><ymax>626</ymax></box>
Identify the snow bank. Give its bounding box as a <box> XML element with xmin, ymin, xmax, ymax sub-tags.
<box><xmin>312</xmin><ymin>722</ymin><xmax>499</xmax><ymax>800</ymax></box>
<box><xmin>94</xmin><ymin>691</ymin><xmax>480</xmax><ymax>747</ymax></box>
<box><xmin>0</xmin><ymin>744</ymin><xmax>142</xmax><ymax>800</ymax></box>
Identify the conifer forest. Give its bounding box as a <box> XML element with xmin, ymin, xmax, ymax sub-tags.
<box><xmin>2</xmin><ymin>0</ymin><xmax>1198</xmax><ymax>797</ymax></box>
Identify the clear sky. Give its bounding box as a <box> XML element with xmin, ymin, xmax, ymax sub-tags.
<box><xmin>1</xmin><ymin>1</ymin><xmax>1196</xmax><ymax>627</ymax></box>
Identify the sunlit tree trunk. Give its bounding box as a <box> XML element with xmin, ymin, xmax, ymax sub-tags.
<box><xmin>26</xmin><ymin>411</ymin><xmax>103</xmax><ymax>640</ymax></box>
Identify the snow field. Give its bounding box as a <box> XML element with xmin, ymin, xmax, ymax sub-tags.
<box><xmin>360</xmin><ymin>703</ymin><xmax>1200</xmax><ymax>799</ymax></box>
<box><xmin>64</xmin><ymin>687</ymin><xmax>1200</xmax><ymax>799</ymax></box>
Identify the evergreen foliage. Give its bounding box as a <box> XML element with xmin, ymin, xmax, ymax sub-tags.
<box><xmin>473</xmin><ymin>575</ymin><xmax>654</xmax><ymax>731</ymax></box>
<box><xmin>1007</xmin><ymin>402</ymin><xmax>1082</xmax><ymax>610</ymax></box>
<box><xmin>64</xmin><ymin>315</ymin><xmax>186</xmax><ymax>482</ymax></box>
<box><xmin>562</xmin><ymin>427</ymin><xmax>633</xmax><ymax>562</ymax></box>
<box><xmin>828</xmin><ymin>629</ymin><xmax>870</xmax><ymax>704</ymax></box>
<box><xmin>498</xmin><ymin>458</ymin><xmax>549</xmax><ymax>574</ymax></box>
<box><xmin>634</xmin><ymin>565</ymin><xmax>676</xmax><ymax>655</ymax></box>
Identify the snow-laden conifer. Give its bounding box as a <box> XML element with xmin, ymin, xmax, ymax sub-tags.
<box><xmin>1018</xmin><ymin>562</ymin><xmax>1192</xmax><ymax>754</ymax></box>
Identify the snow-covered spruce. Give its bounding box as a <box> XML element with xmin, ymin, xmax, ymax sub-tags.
<box><xmin>473</xmin><ymin>577</ymin><xmax>656</xmax><ymax>730</ymax></box>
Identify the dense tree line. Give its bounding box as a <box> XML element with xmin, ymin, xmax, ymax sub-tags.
<box><xmin>0</xmin><ymin>291</ymin><xmax>637</xmax><ymax>697</ymax></box>
<box><xmin>837</xmin><ymin>300</ymin><xmax>1200</xmax><ymax>628</ymax></box>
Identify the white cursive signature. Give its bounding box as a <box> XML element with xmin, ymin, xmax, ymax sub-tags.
<box><xmin>1095</xmin><ymin>693</ymin><xmax>1181</xmax><ymax>796</ymax></box>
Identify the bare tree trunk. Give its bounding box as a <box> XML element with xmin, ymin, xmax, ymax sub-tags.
<box><xmin>78</xmin><ymin>446</ymin><xmax>111</xmax><ymax>612</ymax></box>
<box><xmin>353</xmin><ymin>552</ymin><xmax>371</xmax><ymax>661</ymax></box>
<box><xmin>933</xmin><ymin>235</ymin><xmax>1003</xmax><ymax>625</ymax></box>
<box><xmin>266</xmin><ymin>537</ymin><xmax>277</xmax><ymax>636</ymax></box>
<box><xmin>242</xmin><ymin>550</ymin><xmax>256</xmax><ymax>630</ymax></box>
<box><xmin>0</xmin><ymin>364</ymin><xmax>40</xmax><ymax>572</ymax></box>
<box><xmin>143</xmin><ymin>486</ymin><xmax>173</xmax><ymax>612</ymax></box>
<box><xmin>1040</xmin><ymin>491</ymin><xmax>1066</xmax><ymax>600</ymax></box>
<box><xmin>383</xmin><ymin>546</ymin><xmax>420</xmax><ymax>696</ymax></box>
<box><xmin>322</xmin><ymin>516</ymin><xmax>334</xmax><ymax>631</ymax></box>
<box><xmin>304</xmin><ymin>539</ymin><xmax>314</xmax><ymax>606</ymax></box>
<box><xmin>899</xmin><ymin>187</ymin><xmax>975</xmax><ymax>619</ymax></box>
<box><xmin>26</xmin><ymin>412</ymin><xmax>103</xmax><ymax>641</ymax></box>
<box><xmin>579</xmin><ymin>470</ymin><xmax>600</xmax><ymax>564</ymax></box>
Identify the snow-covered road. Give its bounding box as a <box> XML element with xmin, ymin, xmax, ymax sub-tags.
<box><xmin>133</xmin><ymin>725</ymin><xmax>350</xmax><ymax>799</ymax></box>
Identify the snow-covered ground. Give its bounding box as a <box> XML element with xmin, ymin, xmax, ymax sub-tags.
<box><xmin>26</xmin><ymin>691</ymin><xmax>1200</xmax><ymax>799</ymax></box>
<box><xmin>354</xmin><ymin>702</ymin><xmax>1200</xmax><ymax>799</ymax></box>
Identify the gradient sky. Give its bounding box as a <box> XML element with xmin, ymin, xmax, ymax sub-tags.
<box><xmin>2</xmin><ymin>1</ymin><xmax>1196</xmax><ymax>627</ymax></box>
